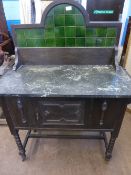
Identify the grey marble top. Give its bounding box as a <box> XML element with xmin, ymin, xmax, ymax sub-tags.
<box><xmin>0</xmin><ymin>65</ymin><xmax>131</xmax><ymax>98</ymax></box>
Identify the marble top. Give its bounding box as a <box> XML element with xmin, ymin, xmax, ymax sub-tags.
<box><xmin>0</xmin><ymin>65</ymin><xmax>131</xmax><ymax>98</ymax></box>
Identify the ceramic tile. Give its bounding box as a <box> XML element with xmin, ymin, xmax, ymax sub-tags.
<box><xmin>65</xmin><ymin>27</ymin><xmax>76</xmax><ymax>37</ymax></box>
<box><xmin>106</xmin><ymin>38</ymin><xmax>116</xmax><ymax>46</ymax></box>
<box><xmin>85</xmin><ymin>38</ymin><xmax>96</xmax><ymax>46</ymax></box>
<box><xmin>96</xmin><ymin>28</ymin><xmax>107</xmax><ymax>37</ymax></box>
<box><xmin>56</xmin><ymin>38</ymin><xmax>65</xmax><ymax>46</ymax></box>
<box><xmin>54</xmin><ymin>15</ymin><xmax>65</xmax><ymax>26</ymax></box>
<box><xmin>76</xmin><ymin>27</ymin><xmax>85</xmax><ymax>37</ymax></box>
<box><xmin>55</xmin><ymin>27</ymin><xmax>65</xmax><ymax>37</ymax></box>
<box><xmin>86</xmin><ymin>28</ymin><xmax>96</xmax><ymax>37</ymax></box>
<box><xmin>65</xmin><ymin>38</ymin><xmax>75</xmax><ymax>46</ymax></box>
<box><xmin>76</xmin><ymin>15</ymin><xmax>85</xmax><ymax>26</ymax></box>
<box><xmin>65</xmin><ymin>15</ymin><xmax>76</xmax><ymax>26</ymax></box>
<box><xmin>107</xmin><ymin>28</ymin><xmax>117</xmax><ymax>37</ymax></box>
<box><xmin>45</xmin><ymin>38</ymin><xmax>56</xmax><ymax>46</ymax></box>
<box><xmin>76</xmin><ymin>38</ymin><xmax>85</xmax><ymax>46</ymax></box>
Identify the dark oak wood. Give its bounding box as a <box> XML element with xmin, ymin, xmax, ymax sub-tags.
<box><xmin>1</xmin><ymin>0</ymin><xmax>130</xmax><ymax>162</ymax></box>
<box><xmin>2</xmin><ymin>96</ymin><xmax>128</xmax><ymax>161</ymax></box>
<box><xmin>17</xmin><ymin>47</ymin><xmax>115</xmax><ymax>67</ymax></box>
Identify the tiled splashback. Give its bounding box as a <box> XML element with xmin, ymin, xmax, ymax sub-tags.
<box><xmin>15</xmin><ymin>4</ymin><xmax>117</xmax><ymax>47</ymax></box>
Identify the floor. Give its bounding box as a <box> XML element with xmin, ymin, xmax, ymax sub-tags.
<box><xmin>0</xmin><ymin>112</ymin><xmax>131</xmax><ymax>175</ymax></box>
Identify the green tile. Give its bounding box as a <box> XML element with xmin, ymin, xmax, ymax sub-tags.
<box><xmin>31</xmin><ymin>29</ymin><xmax>44</xmax><ymax>38</ymax></box>
<box><xmin>75</xmin><ymin>8</ymin><xmax>81</xmax><ymax>14</ymax></box>
<box><xmin>85</xmin><ymin>38</ymin><xmax>96</xmax><ymax>46</ymax></box>
<box><xmin>106</xmin><ymin>38</ymin><xmax>116</xmax><ymax>47</ymax></box>
<box><xmin>96</xmin><ymin>38</ymin><xmax>106</xmax><ymax>46</ymax></box>
<box><xmin>65</xmin><ymin>38</ymin><xmax>75</xmax><ymax>46</ymax></box>
<box><xmin>44</xmin><ymin>28</ymin><xmax>55</xmax><ymax>38</ymax></box>
<box><xmin>45</xmin><ymin>16</ymin><xmax>54</xmax><ymax>28</ymax></box>
<box><xmin>24</xmin><ymin>29</ymin><xmax>32</xmax><ymax>38</ymax></box>
<box><xmin>76</xmin><ymin>15</ymin><xmax>85</xmax><ymax>26</ymax></box>
<box><xmin>16</xmin><ymin>29</ymin><xmax>26</xmax><ymax>47</ymax></box>
<box><xmin>55</xmin><ymin>27</ymin><xmax>64</xmax><ymax>37</ymax></box>
<box><xmin>17</xmin><ymin>38</ymin><xmax>26</xmax><ymax>47</ymax></box>
<box><xmin>107</xmin><ymin>28</ymin><xmax>117</xmax><ymax>37</ymax></box>
<box><xmin>75</xmin><ymin>38</ymin><xmax>85</xmax><ymax>46</ymax></box>
<box><xmin>16</xmin><ymin>29</ymin><xmax>25</xmax><ymax>37</ymax></box>
<box><xmin>54</xmin><ymin>15</ymin><xmax>65</xmax><ymax>26</ymax></box>
<box><xmin>26</xmin><ymin>39</ymin><xmax>36</xmax><ymax>47</ymax></box>
<box><xmin>76</xmin><ymin>27</ymin><xmax>86</xmax><ymax>37</ymax></box>
<box><xmin>45</xmin><ymin>38</ymin><xmax>56</xmax><ymax>46</ymax></box>
<box><xmin>65</xmin><ymin>15</ymin><xmax>76</xmax><ymax>26</ymax></box>
<box><xmin>96</xmin><ymin>28</ymin><xmax>107</xmax><ymax>37</ymax></box>
<box><xmin>54</xmin><ymin>4</ymin><xmax>65</xmax><ymax>14</ymax></box>
<box><xmin>86</xmin><ymin>28</ymin><xmax>96</xmax><ymax>37</ymax></box>
<box><xmin>65</xmin><ymin>5</ymin><xmax>76</xmax><ymax>14</ymax></box>
<box><xmin>56</xmin><ymin>38</ymin><xmax>65</xmax><ymax>46</ymax></box>
<box><xmin>35</xmin><ymin>39</ymin><xmax>46</xmax><ymax>47</ymax></box>
<box><xmin>47</xmin><ymin>9</ymin><xmax>54</xmax><ymax>16</ymax></box>
<box><xmin>65</xmin><ymin>27</ymin><xmax>76</xmax><ymax>37</ymax></box>
<box><xmin>26</xmin><ymin>39</ymin><xmax>45</xmax><ymax>47</ymax></box>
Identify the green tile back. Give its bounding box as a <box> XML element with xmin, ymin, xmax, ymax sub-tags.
<box><xmin>65</xmin><ymin>27</ymin><xmax>76</xmax><ymax>37</ymax></box>
<box><xmin>86</xmin><ymin>38</ymin><xmax>96</xmax><ymax>46</ymax></box>
<box><xmin>15</xmin><ymin>4</ymin><xmax>117</xmax><ymax>48</ymax></box>
<box><xmin>56</xmin><ymin>38</ymin><xmax>65</xmax><ymax>46</ymax></box>
<box><xmin>44</xmin><ymin>28</ymin><xmax>55</xmax><ymax>38</ymax></box>
<box><xmin>106</xmin><ymin>38</ymin><xmax>116</xmax><ymax>47</ymax></box>
<box><xmin>45</xmin><ymin>16</ymin><xmax>54</xmax><ymax>28</ymax></box>
<box><xmin>96</xmin><ymin>38</ymin><xmax>106</xmax><ymax>46</ymax></box>
<box><xmin>76</xmin><ymin>38</ymin><xmax>85</xmax><ymax>46</ymax></box>
<box><xmin>35</xmin><ymin>39</ymin><xmax>46</xmax><ymax>47</ymax></box>
<box><xmin>76</xmin><ymin>15</ymin><xmax>85</xmax><ymax>26</ymax></box>
<box><xmin>45</xmin><ymin>38</ymin><xmax>56</xmax><ymax>46</ymax></box>
<box><xmin>76</xmin><ymin>27</ymin><xmax>85</xmax><ymax>37</ymax></box>
<box><xmin>54</xmin><ymin>15</ymin><xmax>65</xmax><ymax>26</ymax></box>
<box><xmin>75</xmin><ymin>8</ymin><xmax>81</xmax><ymax>14</ymax></box>
<box><xmin>17</xmin><ymin>38</ymin><xmax>26</xmax><ymax>47</ymax></box>
<box><xmin>54</xmin><ymin>4</ymin><xmax>65</xmax><ymax>14</ymax></box>
<box><xmin>65</xmin><ymin>15</ymin><xmax>76</xmax><ymax>26</ymax></box>
<box><xmin>107</xmin><ymin>28</ymin><xmax>117</xmax><ymax>37</ymax></box>
<box><xmin>55</xmin><ymin>27</ymin><xmax>65</xmax><ymax>37</ymax></box>
<box><xmin>96</xmin><ymin>28</ymin><xmax>107</xmax><ymax>37</ymax></box>
<box><xmin>47</xmin><ymin>9</ymin><xmax>54</xmax><ymax>17</ymax></box>
<box><xmin>65</xmin><ymin>6</ymin><xmax>76</xmax><ymax>14</ymax></box>
<box><xmin>86</xmin><ymin>28</ymin><xmax>96</xmax><ymax>37</ymax></box>
<box><xmin>26</xmin><ymin>39</ymin><xmax>36</xmax><ymax>47</ymax></box>
<box><xmin>65</xmin><ymin>38</ymin><xmax>75</xmax><ymax>46</ymax></box>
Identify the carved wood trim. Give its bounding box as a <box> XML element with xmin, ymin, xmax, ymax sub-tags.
<box><xmin>99</xmin><ymin>101</ymin><xmax>108</xmax><ymax>126</ymax></box>
<box><xmin>17</xmin><ymin>98</ymin><xmax>27</xmax><ymax>124</ymax></box>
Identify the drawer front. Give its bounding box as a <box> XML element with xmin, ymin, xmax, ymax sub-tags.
<box><xmin>87</xmin><ymin>99</ymin><xmax>127</xmax><ymax>129</ymax></box>
<box><xmin>30</xmin><ymin>99</ymin><xmax>87</xmax><ymax>128</ymax></box>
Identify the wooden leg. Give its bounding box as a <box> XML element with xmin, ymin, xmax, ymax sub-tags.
<box><xmin>13</xmin><ymin>130</ymin><xmax>26</xmax><ymax>161</ymax></box>
<box><xmin>105</xmin><ymin>133</ymin><xmax>116</xmax><ymax>161</ymax></box>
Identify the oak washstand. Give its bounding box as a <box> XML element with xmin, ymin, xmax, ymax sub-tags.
<box><xmin>1</xmin><ymin>0</ymin><xmax>131</xmax><ymax>161</ymax></box>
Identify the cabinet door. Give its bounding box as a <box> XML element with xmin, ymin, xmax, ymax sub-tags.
<box><xmin>88</xmin><ymin>99</ymin><xmax>127</xmax><ymax>129</ymax></box>
<box><xmin>29</xmin><ymin>98</ymin><xmax>88</xmax><ymax>129</ymax></box>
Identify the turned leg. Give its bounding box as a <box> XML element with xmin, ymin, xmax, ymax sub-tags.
<box><xmin>13</xmin><ymin>130</ymin><xmax>26</xmax><ymax>161</ymax></box>
<box><xmin>105</xmin><ymin>133</ymin><xmax>116</xmax><ymax>161</ymax></box>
